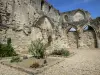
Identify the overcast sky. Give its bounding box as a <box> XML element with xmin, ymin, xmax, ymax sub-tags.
<box><xmin>47</xmin><ymin>0</ymin><xmax>100</xmax><ymax>18</ymax></box>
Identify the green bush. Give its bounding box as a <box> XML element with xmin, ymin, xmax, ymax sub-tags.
<box><xmin>29</xmin><ymin>39</ymin><xmax>46</xmax><ymax>59</ymax></box>
<box><xmin>51</xmin><ymin>48</ymin><xmax>70</xmax><ymax>57</ymax></box>
<box><xmin>10</xmin><ymin>56</ymin><xmax>21</xmax><ymax>63</ymax></box>
<box><xmin>0</xmin><ymin>38</ymin><xmax>17</xmax><ymax>57</ymax></box>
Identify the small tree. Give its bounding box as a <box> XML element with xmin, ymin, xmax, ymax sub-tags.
<box><xmin>29</xmin><ymin>39</ymin><xmax>46</xmax><ymax>59</ymax></box>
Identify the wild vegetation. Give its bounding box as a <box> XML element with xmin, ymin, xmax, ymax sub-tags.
<box><xmin>0</xmin><ymin>38</ymin><xmax>17</xmax><ymax>57</ymax></box>
<box><xmin>10</xmin><ymin>56</ymin><xmax>21</xmax><ymax>63</ymax></box>
<box><xmin>51</xmin><ymin>48</ymin><xmax>70</xmax><ymax>57</ymax></box>
<box><xmin>29</xmin><ymin>39</ymin><xmax>46</xmax><ymax>59</ymax></box>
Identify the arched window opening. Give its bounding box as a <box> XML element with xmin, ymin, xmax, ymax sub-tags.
<box><xmin>83</xmin><ymin>25</ymin><xmax>94</xmax><ymax>31</ymax></box>
<box><xmin>69</xmin><ymin>27</ymin><xmax>77</xmax><ymax>32</ymax></box>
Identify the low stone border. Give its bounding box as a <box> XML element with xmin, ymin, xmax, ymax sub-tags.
<box><xmin>0</xmin><ymin>57</ymin><xmax>65</xmax><ymax>75</ymax></box>
<box><xmin>0</xmin><ymin>61</ymin><xmax>35</xmax><ymax>75</ymax></box>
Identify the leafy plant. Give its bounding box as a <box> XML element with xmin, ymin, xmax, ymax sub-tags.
<box><xmin>10</xmin><ymin>56</ymin><xmax>21</xmax><ymax>63</ymax></box>
<box><xmin>51</xmin><ymin>48</ymin><xmax>70</xmax><ymax>57</ymax></box>
<box><xmin>29</xmin><ymin>39</ymin><xmax>46</xmax><ymax>59</ymax></box>
<box><xmin>0</xmin><ymin>38</ymin><xmax>17</xmax><ymax>57</ymax></box>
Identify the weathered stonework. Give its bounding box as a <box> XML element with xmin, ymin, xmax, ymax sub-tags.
<box><xmin>0</xmin><ymin>0</ymin><xmax>100</xmax><ymax>54</ymax></box>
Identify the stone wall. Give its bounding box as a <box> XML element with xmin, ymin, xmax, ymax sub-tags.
<box><xmin>0</xmin><ymin>16</ymin><xmax>55</xmax><ymax>54</ymax></box>
<box><xmin>67</xmin><ymin>32</ymin><xmax>78</xmax><ymax>49</ymax></box>
<box><xmin>0</xmin><ymin>0</ymin><xmax>100</xmax><ymax>55</ymax></box>
<box><xmin>79</xmin><ymin>31</ymin><xmax>97</xmax><ymax>48</ymax></box>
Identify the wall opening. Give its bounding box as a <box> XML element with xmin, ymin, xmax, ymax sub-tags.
<box><xmin>41</xmin><ymin>0</ymin><xmax>44</xmax><ymax>10</ymax></box>
<box><xmin>83</xmin><ymin>25</ymin><xmax>98</xmax><ymax>48</ymax></box>
<box><xmin>48</xmin><ymin>35</ymin><xmax>52</xmax><ymax>45</ymax></box>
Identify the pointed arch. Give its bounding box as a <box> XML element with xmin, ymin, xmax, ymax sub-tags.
<box><xmin>75</xmin><ymin>9</ymin><xmax>86</xmax><ymax>16</ymax></box>
<box><xmin>82</xmin><ymin>25</ymin><xmax>98</xmax><ymax>48</ymax></box>
<box><xmin>35</xmin><ymin>16</ymin><xmax>54</xmax><ymax>28</ymax></box>
<box><xmin>67</xmin><ymin>25</ymin><xmax>78</xmax><ymax>48</ymax></box>
<box><xmin>34</xmin><ymin>16</ymin><xmax>54</xmax><ymax>45</ymax></box>
<box><xmin>73</xmin><ymin>9</ymin><xmax>86</xmax><ymax>21</ymax></box>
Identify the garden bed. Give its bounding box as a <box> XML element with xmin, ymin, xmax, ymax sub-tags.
<box><xmin>0</xmin><ymin>56</ymin><xmax>64</xmax><ymax>75</ymax></box>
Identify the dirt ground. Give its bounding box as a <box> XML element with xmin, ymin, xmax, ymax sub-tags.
<box><xmin>0</xmin><ymin>49</ymin><xmax>100</xmax><ymax>75</ymax></box>
<box><xmin>37</xmin><ymin>49</ymin><xmax>100</xmax><ymax>75</ymax></box>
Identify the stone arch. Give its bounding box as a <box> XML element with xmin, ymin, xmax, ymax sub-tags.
<box><xmin>35</xmin><ymin>16</ymin><xmax>54</xmax><ymax>45</ymax></box>
<box><xmin>82</xmin><ymin>25</ymin><xmax>98</xmax><ymax>48</ymax></box>
<box><xmin>73</xmin><ymin>10</ymin><xmax>86</xmax><ymax>21</ymax></box>
<box><xmin>75</xmin><ymin>9</ymin><xmax>86</xmax><ymax>15</ymax></box>
<box><xmin>35</xmin><ymin>16</ymin><xmax>54</xmax><ymax>28</ymax></box>
<box><xmin>67</xmin><ymin>26</ymin><xmax>78</xmax><ymax>48</ymax></box>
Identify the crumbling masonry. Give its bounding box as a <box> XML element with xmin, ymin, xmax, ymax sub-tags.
<box><xmin>0</xmin><ymin>0</ymin><xmax>100</xmax><ymax>54</ymax></box>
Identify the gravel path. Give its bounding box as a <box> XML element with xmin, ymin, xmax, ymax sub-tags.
<box><xmin>0</xmin><ymin>49</ymin><xmax>100</xmax><ymax>75</ymax></box>
<box><xmin>37</xmin><ymin>49</ymin><xmax>100</xmax><ymax>75</ymax></box>
<box><xmin>0</xmin><ymin>62</ymin><xmax>30</xmax><ymax>75</ymax></box>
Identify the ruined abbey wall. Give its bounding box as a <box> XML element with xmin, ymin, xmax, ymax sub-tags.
<box><xmin>0</xmin><ymin>0</ymin><xmax>100</xmax><ymax>54</ymax></box>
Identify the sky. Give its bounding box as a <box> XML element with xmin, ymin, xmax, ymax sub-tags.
<box><xmin>47</xmin><ymin>0</ymin><xmax>100</xmax><ymax>18</ymax></box>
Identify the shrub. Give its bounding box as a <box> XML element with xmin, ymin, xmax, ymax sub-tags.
<box><xmin>51</xmin><ymin>48</ymin><xmax>70</xmax><ymax>57</ymax></box>
<box><xmin>30</xmin><ymin>62</ymin><xmax>40</xmax><ymax>68</ymax></box>
<box><xmin>10</xmin><ymin>56</ymin><xmax>21</xmax><ymax>63</ymax></box>
<box><xmin>0</xmin><ymin>38</ymin><xmax>17</xmax><ymax>57</ymax></box>
<box><xmin>29</xmin><ymin>39</ymin><xmax>46</xmax><ymax>59</ymax></box>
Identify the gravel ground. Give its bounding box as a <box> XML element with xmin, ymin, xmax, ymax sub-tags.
<box><xmin>37</xmin><ymin>49</ymin><xmax>100</xmax><ymax>75</ymax></box>
<box><xmin>0</xmin><ymin>62</ymin><xmax>30</xmax><ymax>75</ymax></box>
<box><xmin>0</xmin><ymin>49</ymin><xmax>100</xmax><ymax>75</ymax></box>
